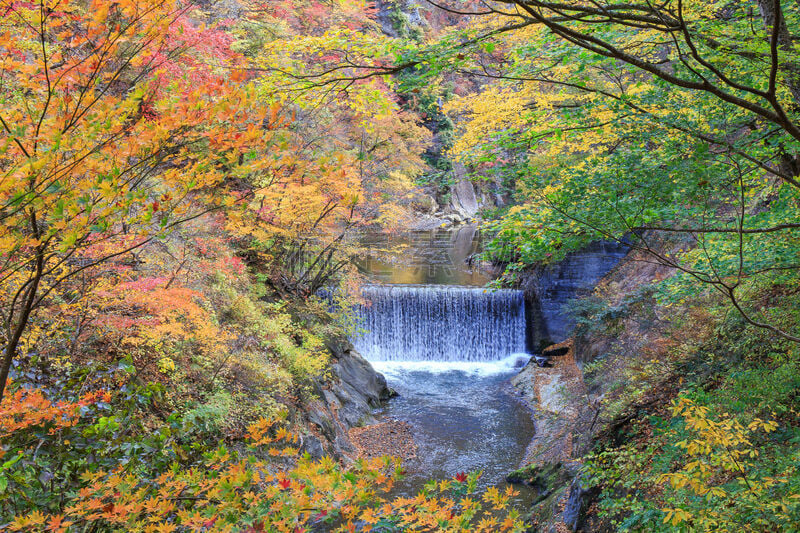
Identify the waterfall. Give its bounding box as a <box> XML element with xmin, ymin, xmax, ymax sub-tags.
<box><xmin>352</xmin><ymin>284</ymin><xmax>527</xmax><ymax>362</ymax></box>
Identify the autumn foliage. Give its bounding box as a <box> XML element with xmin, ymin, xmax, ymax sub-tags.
<box><xmin>2</xmin><ymin>395</ymin><xmax>524</xmax><ymax>532</ymax></box>
<box><xmin>0</xmin><ymin>0</ymin><xmax>272</xmax><ymax>400</ymax></box>
<box><xmin>0</xmin><ymin>0</ymin><xmax>530</xmax><ymax>530</ymax></box>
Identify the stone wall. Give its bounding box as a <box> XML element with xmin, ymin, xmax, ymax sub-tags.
<box><xmin>520</xmin><ymin>240</ymin><xmax>630</xmax><ymax>349</ymax></box>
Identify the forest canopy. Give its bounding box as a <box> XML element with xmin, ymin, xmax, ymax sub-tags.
<box><xmin>2</xmin><ymin>0</ymin><xmax>800</xmax><ymax>531</ymax></box>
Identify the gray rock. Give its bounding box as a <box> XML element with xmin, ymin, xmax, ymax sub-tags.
<box><xmin>374</xmin><ymin>0</ymin><xmax>427</xmax><ymax>37</ymax></box>
<box><xmin>520</xmin><ymin>240</ymin><xmax>630</xmax><ymax>345</ymax></box>
<box><xmin>306</xmin><ymin>397</ymin><xmax>338</xmax><ymax>443</ymax></box>
<box><xmin>449</xmin><ymin>163</ymin><xmax>480</xmax><ymax>218</ymax></box>
<box><xmin>301</xmin><ymin>339</ymin><xmax>391</xmax><ymax>459</ymax></box>
<box><xmin>564</xmin><ymin>474</ymin><xmax>589</xmax><ymax>532</ymax></box>
<box><xmin>408</xmin><ymin>216</ymin><xmax>449</xmax><ymax>231</ymax></box>
<box><xmin>412</xmin><ymin>194</ymin><xmax>438</xmax><ymax>215</ymax></box>
<box><xmin>196</xmin><ymin>0</ymin><xmax>244</xmax><ymax>20</ymax></box>
<box><xmin>302</xmin><ymin>434</ymin><xmax>326</xmax><ymax>458</ymax></box>
<box><xmin>331</xmin><ymin>347</ymin><xmax>391</xmax><ymax>408</ymax></box>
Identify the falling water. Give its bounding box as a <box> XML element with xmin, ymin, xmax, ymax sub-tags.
<box><xmin>352</xmin><ymin>284</ymin><xmax>527</xmax><ymax>362</ymax></box>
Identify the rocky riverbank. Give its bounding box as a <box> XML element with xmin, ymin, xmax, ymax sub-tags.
<box><xmin>509</xmin><ymin>244</ymin><xmax>678</xmax><ymax>531</ymax></box>
<box><xmin>510</xmin><ymin>341</ymin><xmax>597</xmax><ymax>531</ymax></box>
<box><xmin>301</xmin><ymin>338</ymin><xmax>394</xmax><ymax>460</ymax></box>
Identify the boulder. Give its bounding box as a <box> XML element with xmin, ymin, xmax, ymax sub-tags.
<box><xmin>564</xmin><ymin>473</ymin><xmax>592</xmax><ymax>532</ymax></box>
<box><xmin>449</xmin><ymin>163</ymin><xmax>480</xmax><ymax>218</ymax></box>
<box><xmin>412</xmin><ymin>194</ymin><xmax>438</xmax><ymax>215</ymax></box>
<box><xmin>507</xmin><ymin>462</ymin><xmax>590</xmax><ymax>532</ymax></box>
<box><xmin>301</xmin><ymin>338</ymin><xmax>391</xmax><ymax>460</ymax></box>
<box><xmin>331</xmin><ymin>347</ymin><xmax>392</xmax><ymax>409</ymax></box>
<box><xmin>442</xmin><ymin>213</ymin><xmax>465</xmax><ymax>225</ymax></box>
<box><xmin>506</xmin><ymin>462</ymin><xmax>570</xmax><ymax>503</ymax></box>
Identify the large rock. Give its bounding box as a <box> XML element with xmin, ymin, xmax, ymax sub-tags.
<box><xmin>449</xmin><ymin>163</ymin><xmax>480</xmax><ymax>219</ymax></box>
<box><xmin>507</xmin><ymin>461</ymin><xmax>588</xmax><ymax>532</ymax></box>
<box><xmin>330</xmin><ymin>346</ymin><xmax>392</xmax><ymax>426</ymax></box>
<box><xmin>511</xmin><ymin>340</ymin><xmax>598</xmax><ymax>532</ymax></box>
<box><xmin>374</xmin><ymin>0</ymin><xmax>427</xmax><ymax>37</ymax></box>
<box><xmin>301</xmin><ymin>339</ymin><xmax>392</xmax><ymax>460</ymax></box>
<box><xmin>520</xmin><ymin>240</ymin><xmax>630</xmax><ymax>345</ymax></box>
<box><xmin>564</xmin><ymin>474</ymin><xmax>594</xmax><ymax>532</ymax></box>
<box><xmin>412</xmin><ymin>194</ymin><xmax>438</xmax><ymax>215</ymax></box>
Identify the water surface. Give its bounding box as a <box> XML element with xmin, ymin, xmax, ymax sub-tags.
<box><xmin>371</xmin><ymin>358</ymin><xmax>535</xmax><ymax>494</ymax></box>
<box><xmin>354</xmin><ymin>225</ymin><xmax>490</xmax><ymax>285</ymax></box>
<box><xmin>353</xmin><ymin>227</ymin><xmax>534</xmax><ymax>497</ymax></box>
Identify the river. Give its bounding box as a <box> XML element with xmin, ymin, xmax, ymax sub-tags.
<box><xmin>350</xmin><ymin>226</ymin><xmax>535</xmax><ymax>495</ymax></box>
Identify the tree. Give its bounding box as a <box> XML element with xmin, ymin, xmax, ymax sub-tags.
<box><xmin>222</xmin><ymin>0</ymin><xmax>432</xmax><ymax>297</ymax></box>
<box><xmin>399</xmin><ymin>0</ymin><xmax>800</xmax><ymax>341</ymax></box>
<box><xmin>0</xmin><ymin>0</ymin><xmax>268</xmax><ymax>401</ymax></box>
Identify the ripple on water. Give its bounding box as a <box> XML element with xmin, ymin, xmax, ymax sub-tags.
<box><xmin>370</xmin><ymin>359</ymin><xmax>535</xmax><ymax>496</ymax></box>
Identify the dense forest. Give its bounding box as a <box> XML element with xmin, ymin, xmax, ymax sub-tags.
<box><xmin>1</xmin><ymin>0</ymin><xmax>800</xmax><ymax>531</ymax></box>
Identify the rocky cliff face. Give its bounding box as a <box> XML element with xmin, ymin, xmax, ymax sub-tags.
<box><xmin>301</xmin><ymin>339</ymin><xmax>392</xmax><ymax>460</ymax></box>
<box><xmin>510</xmin><ymin>340</ymin><xmax>598</xmax><ymax>532</ymax></box>
<box><xmin>520</xmin><ymin>241</ymin><xmax>630</xmax><ymax>350</ymax></box>
<box><xmin>407</xmin><ymin>167</ymin><xmax>483</xmax><ymax>229</ymax></box>
<box><xmin>374</xmin><ymin>0</ymin><xmax>469</xmax><ymax>36</ymax></box>
<box><xmin>511</xmin><ymin>245</ymin><xmax>676</xmax><ymax>532</ymax></box>
<box><xmin>449</xmin><ymin>163</ymin><xmax>481</xmax><ymax>219</ymax></box>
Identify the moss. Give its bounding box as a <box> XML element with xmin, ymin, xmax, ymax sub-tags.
<box><xmin>507</xmin><ymin>462</ymin><xmax>573</xmax><ymax>505</ymax></box>
<box><xmin>528</xmin><ymin>484</ymin><xmax>571</xmax><ymax>529</ymax></box>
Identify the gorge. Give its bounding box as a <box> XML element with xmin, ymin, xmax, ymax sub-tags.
<box><xmin>7</xmin><ymin>0</ymin><xmax>799</xmax><ymax>530</ymax></box>
<box><xmin>348</xmin><ymin>227</ymin><xmax>629</xmax><ymax>498</ymax></box>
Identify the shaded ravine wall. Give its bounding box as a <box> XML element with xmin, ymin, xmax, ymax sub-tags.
<box><xmin>301</xmin><ymin>338</ymin><xmax>393</xmax><ymax>459</ymax></box>
<box><xmin>521</xmin><ymin>241</ymin><xmax>631</xmax><ymax>351</ymax></box>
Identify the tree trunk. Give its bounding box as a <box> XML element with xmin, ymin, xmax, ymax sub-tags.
<box><xmin>756</xmin><ymin>0</ymin><xmax>800</xmax><ymax>103</ymax></box>
<box><xmin>0</xmin><ymin>247</ymin><xmax>44</xmax><ymax>403</ymax></box>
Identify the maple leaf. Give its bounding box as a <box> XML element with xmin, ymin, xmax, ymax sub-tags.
<box><xmin>245</xmin><ymin>521</ymin><xmax>266</xmax><ymax>533</ymax></box>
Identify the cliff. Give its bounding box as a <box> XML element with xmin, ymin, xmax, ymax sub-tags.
<box><xmin>520</xmin><ymin>241</ymin><xmax>630</xmax><ymax>351</ymax></box>
<box><xmin>511</xmin><ymin>245</ymin><xmax>677</xmax><ymax>531</ymax></box>
<box><xmin>302</xmin><ymin>338</ymin><xmax>393</xmax><ymax>459</ymax></box>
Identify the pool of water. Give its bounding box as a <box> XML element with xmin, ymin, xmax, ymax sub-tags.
<box><xmin>370</xmin><ymin>358</ymin><xmax>535</xmax><ymax>495</ymax></box>
<box><xmin>353</xmin><ymin>225</ymin><xmax>491</xmax><ymax>286</ymax></box>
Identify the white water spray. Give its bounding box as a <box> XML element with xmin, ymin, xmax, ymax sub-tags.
<box><xmin>352</xmin><ymin>284</ymin><xmax>527</xmax><ymax>362</ymax></box>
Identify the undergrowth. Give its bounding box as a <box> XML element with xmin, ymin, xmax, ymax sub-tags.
<box><xmin>582</xmin><ymin>283</ymin><xmax>800</xmax><ymax>532</ymax></box>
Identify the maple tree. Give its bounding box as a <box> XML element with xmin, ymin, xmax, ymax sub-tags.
<box><xmin>215</xmin><ymin>0</ymin><xmax>434</xmax><ymax>297</ymax></box>
<box><xmin>2</xmin><ymin>390</ymin><xmax>527</xmax><ymax>532</ymax></box>
<box><xmin>0</xmin><ymin>0</ymin><xmax>276</xmax><ymax>401</ymax></box>
<box><xmin>0</xmin><ymin>2</ymin><xmax>534</xmax><ymax>531</ymax></box>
